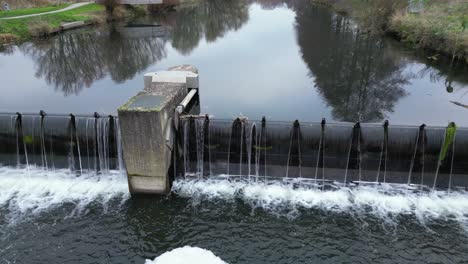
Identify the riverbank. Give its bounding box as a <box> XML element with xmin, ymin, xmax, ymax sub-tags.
<box><xmin>314</xmin><ymin>0</ymin><xmax>467</xmax><ymax>64</ymax></box>
<box><xmin>0</xmin><ymin>3</ymin><xmax>71</xmax><ymax>18</ymax></box>
<box><xmin>0</xmin><ymin>3</ymin><xmax>104</xmax><ymax>46</ymax></box>
<box><xmin>390</xmin><ymin>1</ymin><xmax>467</xmax><ymax>64</ymax></box>
<box><xmin>0</xmin><ymin>3</ymin><xmax>146</xmax><ymax>47</ymax></box>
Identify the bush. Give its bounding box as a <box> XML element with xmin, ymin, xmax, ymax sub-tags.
<box><xmin>346</xmin><ymin>0</ymin><xmax>407</xmax><ymax>33</ymax></box>
<box><xmin>100</xmin><ymin>0</ymin><xmax>121</xmax><ymax>15</ymax></box>
<box><xmin>27</xmin><ymin>20</ymin><xmax>52</xmax><ymax>37</ymax></box>
<box><xmin>111</xmin><ymin>5</ymin><xmax>128</xmax><ymax>19</ymax></box>
<box><xmin>86</xmin><ymin>13</ymin><xmax>106</xmax><ymax>24</ymax></box>
<box><xmin>0</xmin><ymin>33</ymin><xmax>17</xmax><ymax>45</ymax></box>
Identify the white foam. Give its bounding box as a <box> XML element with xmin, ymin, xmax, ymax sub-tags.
<box><xmin>172</xmin><ymin>177</ymin><xmax>468</xmax><ymax>225</ymax></box>
<box><xmin>145</xmin><ymin>246</ymin><xmax>227</xmax><ymax>264</ymax></box>
<box><xmin>0</xmin><ymin>166</ymin><xmax>129</xmax><ymax>222</ymax></box>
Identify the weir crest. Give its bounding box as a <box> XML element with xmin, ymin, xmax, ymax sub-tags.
<box><xmin>1</xmin><ymin>66</ymin><xmax>467</xmax><ymax>195</ymax></box>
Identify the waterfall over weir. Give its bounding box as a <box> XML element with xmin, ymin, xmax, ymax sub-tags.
<box><xmin>2</xmin><ymin>112</ymin><xmax>468</xmax><ymax>191</ymax></box>
<box><xmin>0</xmin><ymin>112</ymin><xmax>124</xmax><ymax>173</ymax></box>
<box><xmin>176</xmin><ymin>116</ymin><xmax>468</xmax><ymax>191</ymax></box>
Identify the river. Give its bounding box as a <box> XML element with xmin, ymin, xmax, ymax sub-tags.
<box><xmin>0</xmin><ymin>0</ymin><xmax>467</xmax><ymax>125</ymax></box>
<box><xmin>1</xmin><ymin>0</ymin><xmax>468</xmax><ymax>263</ymax></box>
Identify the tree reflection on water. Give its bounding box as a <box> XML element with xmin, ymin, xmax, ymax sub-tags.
<box><xmin>20</xmin><ymin>27</ymin><xmax>167</xmax><ymax>95</ymax></box>
<box><xmin>19</xmin><ymin>0</ymin><xmax>249</xmax><ymax>96</ymax></box>
<box><xmin>10</xmin><ymin>0</ymin><xmax>467</xmax><ymax>123</ymax></box>
<box><xmin>293</xmin><ymin>1</ymin><xmax>409</xmax><ymax>122</ymax></box>
<box><xmin>163</xmin><ymin>0</ymin><xmax>249</xmax><ymax>55</ymax></box>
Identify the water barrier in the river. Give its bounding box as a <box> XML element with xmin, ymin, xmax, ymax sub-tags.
<box><xmin>176</xmin><ymin>116</ymin><xmax>468</xmax><ymax>191</ymax></box>
<box><xmin>2</xmin><ymin>112</ymin><xmax>466</xmax><ymax>190</ymax></box>
<box><xmin>1</xmin><ymin>65</ymin><xmax>468</xmax><ymax>195</ymax></box>
<box><xmin>0</xmin><ymin>112</ymin><xmax>124</xmax><ymax>173</ymax></box>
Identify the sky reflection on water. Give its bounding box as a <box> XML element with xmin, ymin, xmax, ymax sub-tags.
<box><xmin>0</xmin><ymin>0</ymin><xmax>467</xmax><ymax>126</ymax></box>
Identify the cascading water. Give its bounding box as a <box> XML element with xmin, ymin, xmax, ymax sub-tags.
<box><xmin>0</xmin><ymin>112</ymin><xmax>128</xmax><ymax>223</ymax></box>
<box><xmin>173</xmin><ymin>116</ymin><xmax>468</xmax><ymax>226</ymax></box>
<box><xmin>2</xmin><ymin>111</ymin><xmax>468</xmax><ymax>225</ymax></box>
<box><xmin>178</xmin><ymin>116</ymin><xmax>468</xmax><ymax>190</ymax></box>
<box><xmin>0</xmin><ymin>112</ymin><xmax>124</xmax><ymax>172</ymax></box>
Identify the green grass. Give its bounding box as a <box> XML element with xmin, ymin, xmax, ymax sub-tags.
<box><xmin>0</xmin><ymin>3</ymin><xmax>105</xmax><ymax>40</ymax></box>
<box><xmin>439</xmin><ymin>122</ymin><xmax>456</xmax><ymax>163</ymax></box>
<box><xmin>390</xmin><ymin>1</ymin><xmax>467</xmax><ymax>61</ymax></box>
<box><xmin>0</xmin><ymin>3</ymin><xmax>70</xmax><ymax>18</ymax></box>
<box><xmin>311</xmin><ymin>0</ymin><xmax>467</xmax><ymax>62</ymax></box>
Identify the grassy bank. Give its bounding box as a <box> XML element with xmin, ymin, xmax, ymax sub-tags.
<box><xmin>5</xmin><ymin>0</ymin><xmax>75</xmax><ymax>9</ymax></box>
<box><xmin>0</xmin><ymin>4</ymin><xmax>105</xmax><ymax>44</ymax></box>
<box><xmin>0</xmin><ymin>3</ymin><xmax>149</xmax><ymax>46</ymax></box>
<box><xmin>390</xmin><ymin>1</ymin><xmax>467</xmax><ymax>63</ymax></box>
<box><xmin>314</xmin><ymin>0</ymin><xmax>467</xmax><ymax>64</ymax></box>
<box><xmin>0</xmin><ymin>3</ymin><xmax>70</xmax><ymax>18</ymax></box>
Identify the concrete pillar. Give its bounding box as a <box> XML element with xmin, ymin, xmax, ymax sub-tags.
<box><xmin>118</xmin><ymin>65</ymin><xmax>198</xmax><ymax>194</ymax></box>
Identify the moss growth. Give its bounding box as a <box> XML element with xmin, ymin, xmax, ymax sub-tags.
<box><xmin>253</xmin><ymin>145</ymin><xmax>273</xmax><ymax>151</ymax></box>
<box><xmin>439</xmin><ymin>122</ymin><xmax>456</xmax><ymax>163</ymax></box>
<box><xmin>205</xmin><ymin>144</ymin><xmax>220</xmax><ymax>150</ymax></box>
<box><xmin>23</xmin><ymin>135</ymin><xmax>33</xmax><ymax>144</ymax></box>
<box><xmin>118</xmin><ymin>93</ymin><xmax>165</xmax><ymax>113</ymax></box>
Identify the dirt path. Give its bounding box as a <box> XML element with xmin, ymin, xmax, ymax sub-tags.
<box><xmin>0</xmin><ymin>2</ymin><xmax>93</xmax><ymax>20</ymax></box>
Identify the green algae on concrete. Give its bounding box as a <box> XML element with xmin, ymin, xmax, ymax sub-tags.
<box><xmin>118</xmin><ymin>65</ymin><xmax>199</xmax><ymax>195</ymax></box>
<box><xmin>124</xmin><ymin>94</ymin><xmax>165</xmax><ymax>112</ymax></box>
<box><xmin>439</xmin><ymin>122</ymin><xmax>457</xmax><ymax>164</ymax></box>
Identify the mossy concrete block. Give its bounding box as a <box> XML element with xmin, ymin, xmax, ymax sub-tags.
<box><xmin>61</xmin><ymin>21</ymin><xmax>85</xmax><ymax>30</ymax></box>
<box><xmin>118</xmin><ymin>65</ymin><xmax>198</xmax><ymax>195</ymax></box>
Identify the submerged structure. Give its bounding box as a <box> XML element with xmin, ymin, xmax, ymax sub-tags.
<box><xmin>1</xmin><ymin>65</ymin><xmax>467</xmax><ymax>194</ymax></box>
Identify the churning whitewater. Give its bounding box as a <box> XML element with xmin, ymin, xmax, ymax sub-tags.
<box><xmin>0</xmin><ymin>166</ymin><xmax>129</xmax><ymax>223</ymax></box>
<box><xmin>172</xmin><ymin>176</ymin><xmax>468</xmax><ymax>225</ymax></box>
<box><xmin>3</xmin><ymin>165</ymin><xmax>468</xmax><ymax>229</ymax></box>
<box><xmin>145</xmin><ymin>246</ymin><xmax>227</xmax><ymax>264</ymax></box>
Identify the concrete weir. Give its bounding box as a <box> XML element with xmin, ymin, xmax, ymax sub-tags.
<box><xmin>118</xmin><ymin>65</ymin><xmax>198</xmax><ymax>194</ymax></box>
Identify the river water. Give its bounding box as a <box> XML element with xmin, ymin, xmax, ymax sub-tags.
<box><xmin>1</xmin><ymin>167</ymin><xmax>468</xmax><ymax>263</ymax></box>
<box><xmin>1</xmin><ymin>0</ymin><xmax>468</xmax><ymax>263</ymax></box>
<box><xmin>0</xmin><ymin>0</ymin><xmax>467</xmax><ymax>125</ymax></box>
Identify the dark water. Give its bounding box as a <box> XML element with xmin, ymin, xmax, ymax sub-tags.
<box><xmin>0</xmin><ymin>0</ymin><xmax>467</xmax><ymax>125</ymax></box>
<box><xmin>1</xmin><ymin>179</ymin><xmax>468</xmax><ymax>264</ymax></box>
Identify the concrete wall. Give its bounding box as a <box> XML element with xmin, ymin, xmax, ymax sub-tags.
<box><xmin>118</xmin><ymin>65</ymin><xmax>198</xmax><ymax>195</ymax></box>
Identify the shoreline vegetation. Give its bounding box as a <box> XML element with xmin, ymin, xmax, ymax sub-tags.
<box><xmin>0</xmin><ymin>2</ymin><xmax>147</xmax><ymax>47</ymax></box>
<box><xmin>313</xmin><ymin>0</ymin><xmax>467</xmax><ymax>64</ymax></box>
<box><xmin>0</xmin><ymin>0</ymin><xmax>466</xmax><ymax>65</ymax></box>
<box><xmin>0</xmin><ymin>3</ymin><xmax>70</xmax><ymax>18</ymax></box>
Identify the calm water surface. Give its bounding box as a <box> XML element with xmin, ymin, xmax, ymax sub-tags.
<box><xmin>0</xmin><ymin>0</ymin><xmax>467</xmax><ymax>125</ymax></box>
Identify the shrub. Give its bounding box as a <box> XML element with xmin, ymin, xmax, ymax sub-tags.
<box><xmin>0</xmin><ymin>33</ymin><xmax>17</xmax><ymax>45</ymax></box>
<box><xmin>27</xmin><ymin>20</ymin><xmax>52</xmax><ymax>37</ymax></box>
<box><xmin>100</xmin><ymin>0</ymin><xmax>121</xmax><ymax>16</ymax></box>
<box><xmin>86</xmin><ymin>13</ymin><xmax>106</xmax><ymax>24</ymax></box>
<box><xmin>111</xmin><ymin>5</ymin><xmax>128</xmax><ymax>19</ymax></box>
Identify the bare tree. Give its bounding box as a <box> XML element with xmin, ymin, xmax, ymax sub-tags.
<box><xmin>100</xmin><ymin>0</ymin><xmax>121</xmax><ymax>16</ymax></box>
